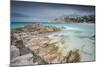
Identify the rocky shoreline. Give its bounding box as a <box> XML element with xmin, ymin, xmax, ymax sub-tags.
<box><xmin>11</xmin><ymin>23</ymin><xmax>80</xmax><ymax>66</ymax></box>
<box><xmin>51</xmin><ymin>15</ymin><xmax>95</xmax><ymax>23</ymax></box>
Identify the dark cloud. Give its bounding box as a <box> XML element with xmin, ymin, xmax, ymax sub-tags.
<box><xmin>11</xmin><ymin>12</ymin><xmax>31</xmax><ymax>17</ymax></box>
<box><xmin>11</xmin><ymin>1</ymin><xmax>95</xmax><ymax>22</ymax></box>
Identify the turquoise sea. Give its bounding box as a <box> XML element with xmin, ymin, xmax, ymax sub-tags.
<box><xmin>11</xmin><ymin>22</ymin><xmax>95</xmax><ymax>32</ymax></box>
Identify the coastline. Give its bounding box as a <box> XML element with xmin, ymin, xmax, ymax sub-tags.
<box><xmin>11</xmin><ymin>22</ymin><xmax>95</xmax><ymax>66</ymax></box>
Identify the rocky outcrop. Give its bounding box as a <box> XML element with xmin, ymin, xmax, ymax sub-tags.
<box><xmin>14</xmin><ymin>40</ymin><xmax>31</xmax><ymax>56</ymax></box>
<box><xmin>24</xmin><ymin>35</ymin><xmax>80</xmax><ymax>64</ymax></box>
<box><xmin>11</xmin><ymin>45</ymin><xmax>20</xmax><ymax>60</ymax></box>
<box><xmin>11</xmin><ymin>53</ymin><xmax>34</xmax><ymax>66</ymax></box>
<box><xmin>13</xmin><ymin>23</ymin><xmax>61</xmax><ymax>34</ymax></box>
<box><xmin>52</xmin><ymin>15</ymin><xmax>95</xmax><ymax>23</ymax></box>
<box><xmin>63</xmin><ymin>49</ymin><xmax>80</xmax><ymax>63</ymax></box>
<box><xmin>11</xmin><ymin>23</ymin><xmax>81</xmax><ymax>65</ymax></box>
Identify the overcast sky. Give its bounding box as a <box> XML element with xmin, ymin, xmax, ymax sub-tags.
<box><xmin>11</xmin><ymin>1</ymin><xmax>95</xmax><ymax>22</ymax></box>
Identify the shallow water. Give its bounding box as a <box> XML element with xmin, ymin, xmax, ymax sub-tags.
<box><xmin>46</xmin><ymin>23</ymin><xmax>95</xmax><ymax>61</ymax></box>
